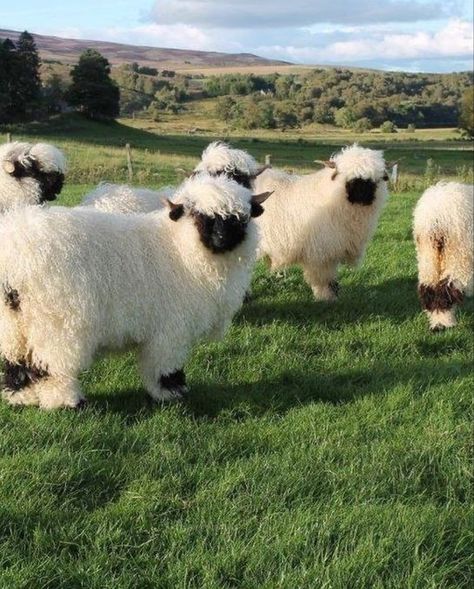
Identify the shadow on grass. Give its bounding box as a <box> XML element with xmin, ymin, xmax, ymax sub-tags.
<box><xmin>185</xmin><ymin>356</ymin><xmax>472</xmax><ymax>419</ymax></box>
<box><xmin>240</xmin><ymin>275</ymin><xmax>420</xmax><ymax>327</ymax></box>
<box><xmin>91</xmin><ymin>355</ymin><xmax>471</xmax><ymax>422</ymax></box>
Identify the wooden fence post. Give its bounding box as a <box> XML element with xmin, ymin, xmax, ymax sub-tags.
<box><xmin>6</xmin><ymin>132</ymin><xmax>12</xmax><ymax>143</ymax></box>
<box><xmin>125</xmin><ymin>143</ymin><xmax>133</xmax><ymax>182</ymax></box>
<box><xmin>391</xmin><ymin>163</ymin><xmax>399</xmax><ymax>187</ymax></box>
<box><xmin>265</xmin><ymin>154</ymin><xmax>271</xmax><ymax>166</ymax></box>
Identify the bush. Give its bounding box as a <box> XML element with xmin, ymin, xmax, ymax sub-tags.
<box><xmin>380</xmin><ymin>120</ymin><xmax>397</xmax><ymax>133</ymax></box>
<box><xmin>352</xmin><ymin>117</ymin><xmax>372</xmax><ymax>133</ymax></box>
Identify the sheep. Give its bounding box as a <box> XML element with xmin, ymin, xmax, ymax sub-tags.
<box><xmin>0</xmin><ymin>141</ymin><xmax>66</xmax><ymax>212</ymax></box>
<box><xmin>81</xmin><ymin>182</ymin><xmax>175</xmax><ymax>214</ymax></box>
<box><xmin>0</xmin><ymin>174</ymin><xmax>271</xmax><ymax>409</ymax></box>
<box><xmin>192</xmin><ymin>141</ymin><xmax>269</xmax><ymax>187</ymax></box>
<box><xmin>413</xmin><ymin>181</ymin><xmax>473</xmax><ymax>331</ymax></box>
<box><xmin>253</xmin><ymin>144</ymin><xmax>389</xmax><ymax>301</ymax></box>
<box><xmin>81</xmin><ymin>141</ymin><xmax>268</xmax><ymax>214</ymax></box>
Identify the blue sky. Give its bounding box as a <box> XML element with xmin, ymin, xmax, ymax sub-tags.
<box><xmin>1</xmin><ymin>0</ymin><xmax>473</xmax><ymax>72</ymax></box>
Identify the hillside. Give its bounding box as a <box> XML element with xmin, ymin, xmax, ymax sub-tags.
<box><xmin>0</xmin><ymin>29</ymin><xmax>291</xmax><ymax>70</ymax></box>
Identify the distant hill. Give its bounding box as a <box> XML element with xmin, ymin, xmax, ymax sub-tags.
<box><xmin>0</xmin><ymin>29</ymin><xmax>291</xmax><ymax>70</ymax></box>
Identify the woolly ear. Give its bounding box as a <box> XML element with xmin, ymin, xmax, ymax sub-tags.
<box><xmin>3</xmin><ymin>155</ymin><xmax>34</xmax><ymax>178</ymax></box>
<box><xmin>250</xmin><ymin>191</ymin><xmax>273</xmax><ymax>218</ymax></box>
<box><xmin>165</xmin><ymin>199</ymin><xmax>185</xmax><ymax>221</ymax></box>
<box><xmin>2</xmin><ymin>160</ymin><xmax>15</xmax><ymax>175</ymax></box>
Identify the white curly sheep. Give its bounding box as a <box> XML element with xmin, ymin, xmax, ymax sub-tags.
<box><xmin>0</xmin><ymin>141</ymin><xmax>66</xmax><ymax>212</ymax></box>
<box><xmin>413</xmin><ymin>181</ymin><xmax>473</xmax><ymax>330</ymax></box>
<box><xmin>253</xmin><ymin>144</ymin><xmax>389</xmax><ymax>300</ymax></box>
<box><xmin>0</xmin><ymin>174</ymin><xmax>271</xmax><ymax>409</ymax></box>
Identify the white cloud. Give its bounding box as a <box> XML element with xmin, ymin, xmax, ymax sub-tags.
<box><xmin>256</xmin><ymin>19</ymin><xmax>473</xmax><ymax>63</ymax></box>
<box><xmin>149</xmin><ymin>0</ymin><xmax>458</xmax><ymax>28</ymax></box>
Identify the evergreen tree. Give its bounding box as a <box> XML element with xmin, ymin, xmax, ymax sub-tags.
<box><xmin>0</xmin><ymin>38</ymin><xmax>17</xmax><ymax>122</ymax></box>
<box><xmin>67</xmin><ymin>49</ymin><xmax>120</xmax><ymax>120</ymax></box>
<box><xmin>15</xmin><ymin>31</ymin><xmax>41</xmax><ymax>116</ymax></box>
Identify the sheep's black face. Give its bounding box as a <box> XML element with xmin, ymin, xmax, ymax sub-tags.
<box><xmin>346</xmin><ymin>178</ymin><xmax>377</xmax><ymax>206</ymax></box>
<box><xmin>11</xmin><ymin>160</ymin><xmax>64</xmax><ymax>202</ymax></box>
<box><xmin>192</xmin><ymin>212</ymin><xmax>248</xmax><ymax>253</ymax></box>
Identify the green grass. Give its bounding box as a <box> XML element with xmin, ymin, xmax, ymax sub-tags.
<box><xmin>0</xmin><ymin>120</ymin><xmax>473</xmax><ymax>588</ymax></box>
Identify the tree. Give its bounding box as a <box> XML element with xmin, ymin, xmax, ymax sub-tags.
<box><xmin>67</xmin><ymin>49</ymin><xmax>120</xmax><ymax>120</ymax></box>
<box><xmin>352</xmin><ymin>117</ymin><xmax>372</xmax><ymax>133</ymax></box>
<box><xmin>459</xmin><ymin>87</ymin><xmax>474</xmax><ymax>138</ymax></box>
<box><xmin>0</xmin><ymin>39</ymin><xmax>16</xmax><ymax>122</ymax></box>
<box><xmin>334</xmin><ymin>107</ymin><xmax>357</xmax><ymax>129</ymax></box>
<box><xmin>15</xmin><ymin>31</ymin><xmax>41</xmax><ymax>117</ymax></box>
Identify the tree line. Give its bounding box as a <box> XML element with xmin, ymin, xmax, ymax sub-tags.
<box><xmin>0</xmin><ymin>32</ymin><xmax>120</xmax><ymax>123</ymax></box>
<box><xmin>1</xmin><ymin>31</ymin><xmax>473</xmax><ymax>137</ymax></box>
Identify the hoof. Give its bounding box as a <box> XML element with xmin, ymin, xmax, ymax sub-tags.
<box><xmin>243</xmin><ymin>291</ymin><xmax>252</xmax><ymax>304</ymax></box>
<box><xmin>430</xmin><ymin>324</ymin><xmax>447</xmax><ymax>333</ymax></box>
<box><xmin>74</xmin><ymin>398</ymin><xmax>88</xmax><ymax>410</ymax></box>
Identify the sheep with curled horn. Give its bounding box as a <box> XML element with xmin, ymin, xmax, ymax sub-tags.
<box><xmin>0</xmin><ymin>142</ymin><xmax>66</xmax><ymax>213</ymax></box>
<box><xmin>0</xmin><ymin>174</ymin><xmax>272</xmax><ymax>409</ymax></box>
<box><xmin>253</xmin><ymin>144</ymin><xmax>389</xmax><ymax>301</ymax></box>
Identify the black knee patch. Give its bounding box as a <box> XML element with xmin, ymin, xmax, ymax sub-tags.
<box><xmin>346</xmin><ymin>178</ymin><xmax>376</xmax><ymax>206</ymax></box>
<box><xmin>160</xmin><ymin>369</ymin><xmax>186</xmax><ymax>390</ymax></box>
<box><xmin>418</xmin><ymin>279</ymin><xmax>464</xmax><ymax>311</ymax></box>
<box><xmin>3</xmin><ymin>359</ymin><xmax>49</xmax><ymax>392</ymax></box>
<box><xmin>3</xmin><ymin>284</ymin><xmax>20</xmax><ymax>311</ymax></box>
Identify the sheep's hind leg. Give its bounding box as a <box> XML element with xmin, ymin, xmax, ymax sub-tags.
<box><xmin>1</xmin><ymin>360</ymin><xmax>40</xmax><ymax>406</ymax></box>
<box><xmin>33</xmin><ymin>375</ymin><xmax>85</xmax><ymax>410</ymax></box>
<box><xmin>303</xmin><ymin>263</ymin><xmax>340</xmax><ymax>302</ymax></box>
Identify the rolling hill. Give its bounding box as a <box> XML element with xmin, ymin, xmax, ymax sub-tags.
<box><xmin>0</xmin><ymin>29</ymin><xmax>291</xmax><ymax>71</ymax></box>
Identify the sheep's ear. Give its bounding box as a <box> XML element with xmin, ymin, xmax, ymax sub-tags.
<box><xmin>250</xmin><ymin>191</ymin><xmax>273</xmax><ymax>217</ymax></box>
<box><xmin>3</xmin><ymin>160</ymin><xmax>16</xmax><ymax>175</ymax></box>
<box><xmin>165</xmin><ymin>198</ymin><xmax>185</xmax><ymax>221</ymax></box>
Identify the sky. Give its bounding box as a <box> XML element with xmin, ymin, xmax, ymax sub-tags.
<box><xmin>1</xmin><ymin>0</ymin><xmax>473</xmax><ymax>72</ymax></box>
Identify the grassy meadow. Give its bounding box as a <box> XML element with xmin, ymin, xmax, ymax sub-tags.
<box><xmin>0</xmin><ymin>117</ymin><xmax>473</xmax><ymax>588</ymax></box>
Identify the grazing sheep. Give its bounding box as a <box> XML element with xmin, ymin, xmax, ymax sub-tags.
<box><xmin>253</xmin><ymin>144</ymin><xmax>389</xmax><ymax>300</ymax></box>
<box><xmin>413</xmin><ymin>182</ymin><xmax>473</xmax><ymax>330</ymax></box>
<box><xmin>81</xmin><ymin>182</ymin><xmax>175</xmax><ymax>214</ymax></box>
<box><xmin>0</xmin><ymin>175</ymin><xmax>271</xmax><ymax>409</ymax></box>
<box><xmin>0</xmin><ymin>142</ymin><xmax>66</xmax><ymax>212</ymax></box>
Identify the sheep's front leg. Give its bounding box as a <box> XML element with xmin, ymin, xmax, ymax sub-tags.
<box><xmin>303</xmin><ymin>263</ymin><xmax>340</xmax><ymax>302</ymax></box>
<box><xmin>140</xmin><ymin>344</ymin><xmax>188</xmax><ymax>403</ymax></box>
<box><xmin>34</xmin><ymin>375</ymin><xmax>85</xmax><ymax>410</ymax></box>
<box><xmin>1</xmin><ymin>360</ymin><xmax>40</xmax><ymax>406</ymax></box>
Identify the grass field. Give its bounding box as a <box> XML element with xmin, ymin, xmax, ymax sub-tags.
<box><xmin>0</xmin><ymin>118</ymin><xmax>473</xmax><ymax>588</ymax></box>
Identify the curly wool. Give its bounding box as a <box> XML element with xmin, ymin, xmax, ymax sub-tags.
<box><xmin>0</xmin><ymin>175</ymin><xmax>259</xmax><ymax>409</ymax></box>
<box><xmin>193</xmin><ymin>141</ymin><xmax>261</xmax><ymax>177</ymax></box>
<box><xmin>413</xmin><ymin>181</ymin><xmax>473</xmax><ymax>329</ymax></box>
<box><xmin>0</xmin><ymin>142</ymin><xmax>66</xmax><ymax>212</ymax></box>
<box><xmin>254</xmin><ymin>144</ymin><xmax>389</xmax><ymax>301</ymax></box>
<box><xmin>81</xmin><ymin>182</ymin><xmax>175</xmax><ymax>214</ymax></box>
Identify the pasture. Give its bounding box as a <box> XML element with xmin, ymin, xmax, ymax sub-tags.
<box><xmin>0</xmin><ymin>119</ymin><xmax>473</xmax><ymax>588</ymax></box>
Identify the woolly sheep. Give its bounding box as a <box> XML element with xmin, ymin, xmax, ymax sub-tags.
<box><xmin>253</xmin><ymin>144</ymin><xmax>389</xmax><ymax>300</ymax></box>
<box><xmin>81</xmin><ymin>141</ymin><xmax>268</xmax><ymax>214</ymax></box>
<box><xmin>0</xmin><ymin>141</ymin><xmax>66</xmax><ymax>212</ymax></box>
<box><xmin>413</xmin><ymin>181</ymin><xmax>473</xmax><ymax>330</ymax></box>
<box><xmin>0</xmin><ymin>175</ymin><xmax>271</xmax><ymax>409</ymax></box>
<box><xmin>81</xmin><ymin>182</ymin><xmax>175</xmax><ymax>214</ymax></box>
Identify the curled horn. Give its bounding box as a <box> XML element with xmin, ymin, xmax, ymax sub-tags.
<box><xmin>314</xmin><ymin>159</ymin><xmax>338</xmax><ymax>180</ymax></box>
<box><xmin>249</xmin><ymin>164</ymin><xmax>272</xmax><ymax>181</ymax></box>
